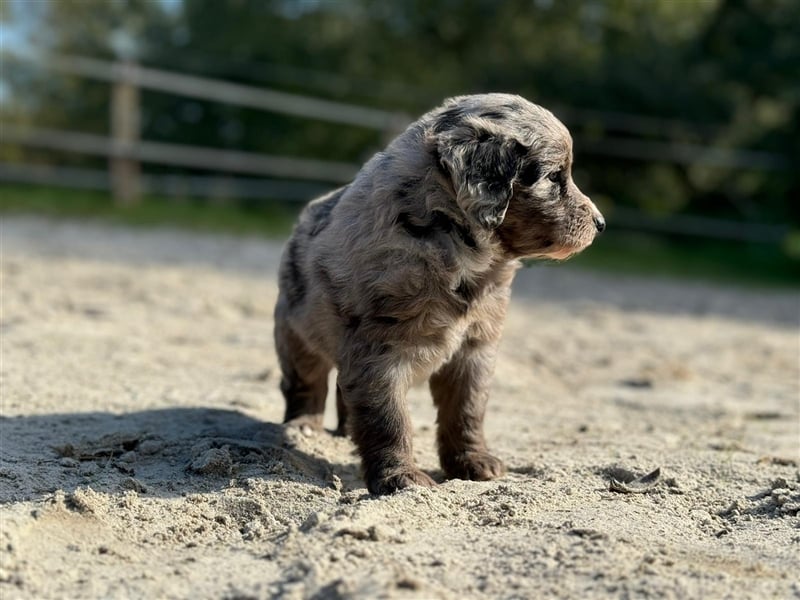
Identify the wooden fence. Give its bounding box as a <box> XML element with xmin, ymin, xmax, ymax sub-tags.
<box><xmin>0</xmin><ymin>53</ymin><xmax>791</xmax><ymax>243</ymax></box>
<box><xmin>3</xmin><ymin>53</ymin><xmax>411</xmax><ymax>205</ymax></box>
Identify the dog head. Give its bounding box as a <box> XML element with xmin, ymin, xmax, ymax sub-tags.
<box><xmin>432</xmin><ymin>94</ymin><xmax>604</xmax><ymax>260</ymax></box>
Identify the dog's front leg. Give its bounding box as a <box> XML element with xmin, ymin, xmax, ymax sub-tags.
<box><xmin>430</xmin><ymin>339</ymin><xmax>506</xmax><ymax>481</ymax></box>
<box><xmin>338</xmin><ymin>349</ymin><xmax>435</xmax><ymax>495</ymax></box>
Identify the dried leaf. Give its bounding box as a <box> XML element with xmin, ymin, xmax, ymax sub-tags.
<box><xmin>609</xmin><ymin>467</ymin><xmax>661</xmax><ymax>494</ymax></box>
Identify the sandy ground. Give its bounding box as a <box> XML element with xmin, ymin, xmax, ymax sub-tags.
<box><xmin>1</xmin><ymin>215</ymin><xmax>798</xmax><ymax>599</ymax></box>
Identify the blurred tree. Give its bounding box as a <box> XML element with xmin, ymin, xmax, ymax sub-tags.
<box><xmin>2</xmin><ymin>0</ymin><xmax>797</xmax><ymax>228</ymax></box>
<box><xmin>688</xmin><ymin>0</ymin><xmax>800</xmax><ymax>224</ymax></box>
<box><xmin>5</xmin><ymin>0</ymin><xmax>174</xmax><ymax>130</ymax></box>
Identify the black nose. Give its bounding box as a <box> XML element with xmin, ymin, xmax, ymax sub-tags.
<box><xmin>594</xmin><ymin>215</ymin><xmax>606</xmax><ymax>233</ymax></box>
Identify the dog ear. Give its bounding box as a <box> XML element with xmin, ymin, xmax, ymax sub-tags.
<box><xmin>437</xmin><ymin>125</ymin><xmax>525</xmax><ymax>229</ymax></box>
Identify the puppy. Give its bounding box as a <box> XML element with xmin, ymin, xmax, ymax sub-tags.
<box><xmin>274</xmin><ymin>93</ymin><xmax>604</xmax><ymax>495</ymax></box>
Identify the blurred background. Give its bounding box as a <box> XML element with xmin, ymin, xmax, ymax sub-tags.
<box><xmin>1</xmin><ymin>0</ymin><xmax>798</xmax><ymax>286</ymax></box>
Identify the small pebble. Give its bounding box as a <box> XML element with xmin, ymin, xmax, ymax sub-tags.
<box><xmin>118</xmin><ymin>451</ymin><xmax>138</xmax><ymax>464</ymax></box>
<box><xmin>120</xmin><ymin>478</ymin><xmax>147</xmax><ymax>493</ymax></box>
<box><xmin>190</xmin><ymin>448</ymin><xmax>233</xmax><ymax>476</ymax></box>
<box><xmin>138</xmin><ymin>440</ymin><xmax>165</xmax><ymax>456</ymax></box>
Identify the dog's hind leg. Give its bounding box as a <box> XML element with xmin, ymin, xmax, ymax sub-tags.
<box><xmin>274</xmin><ymin>303</ymin><xmax>331</xmax><ymax>432</ymax></box>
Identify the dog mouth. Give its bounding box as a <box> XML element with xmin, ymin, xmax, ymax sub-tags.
<box><xmin>532</xmin><ymin>245</ymin><xmax>579</xmax><ymax>261</ymax></box>
<box><xmin>529</xmin><ymin>234</ymin><xmax>597</xmax><ymax>261</ymax></box>
<box><xmin>496</xmin><ymin>208</ymin><xmax>602</xmax><ymax>261</ymax></box>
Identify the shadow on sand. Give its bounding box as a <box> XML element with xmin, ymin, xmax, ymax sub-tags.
<box><xmin>0</xmin><ymin>407</ymin><xmax>364</xmax><ymax>503</ymax></box>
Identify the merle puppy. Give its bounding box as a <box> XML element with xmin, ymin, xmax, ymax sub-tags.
<box><xmin>274</xmin><ymin>93</ymin><xmax>604</xmax><ymax>495</ymax></box>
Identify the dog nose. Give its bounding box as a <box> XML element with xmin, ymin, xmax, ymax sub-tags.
<box><xmin>594</xmin><ymin>215</ymin><xmax>606</xmax><ymax>233</ymax></box>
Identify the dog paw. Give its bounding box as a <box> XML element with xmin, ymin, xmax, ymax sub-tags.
<box><xmin>442</xmin><ymin>450</ymin><xmax>506</xmax><ymax>481</ymax></box>
<box><xmin>367</xmin><ymin>469</ymin><xmax>436</xmax><ymax>495</ymax></box>
<box><xmin>284</xmin><ymin>415</ymin><xmax>324</xmax><ymax>437</ymax></box>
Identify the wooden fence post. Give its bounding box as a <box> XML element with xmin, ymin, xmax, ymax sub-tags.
<box><xmin>110</xmin><ymin>61</ymin><xmax>141</xmax><ymax>206</ymax></box>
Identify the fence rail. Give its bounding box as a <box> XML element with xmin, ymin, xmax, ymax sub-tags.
<box><xmin>0</xmin><ymin>162</ymin><xmax>329</xmax><ymax>201</ymax></box>
<box><xmin>577</xmin><ymin>137</ymin><xmax>789</xmax><ymax>171</ymax></box>
<box><xmin>3</xmin><ymin>53</ymin><xmax>408</xmax><ymax>203</ymax></box>
<box><xmin>3</xmin><ymin>125</ymin><xmax>359</xmax><ymax>182</ymax></box>
<box><xmin>10</xmin><ymin>53</ymin><xmax>412</xmax><ymax>132</ymax></box>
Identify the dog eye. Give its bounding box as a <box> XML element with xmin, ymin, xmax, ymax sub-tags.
<box><xmin>517</xmin><ymin>162</ymin><xmax>541</xmax><ymax>187</ymax></box>
<box><xmin>547</xmin><ymin>170</ymin><xmax>563</xmax><ymax>184</ymax></box>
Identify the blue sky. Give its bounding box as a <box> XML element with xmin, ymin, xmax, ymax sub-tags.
<box><xmin>1</xmin><ymin>0</ymin><xmax>182</xmax><ymax>53</ymax></box>
<box><xmin>2</xmin><ymin>0</ymin><xmax>45</xmax><ymax>54</ymax></box>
